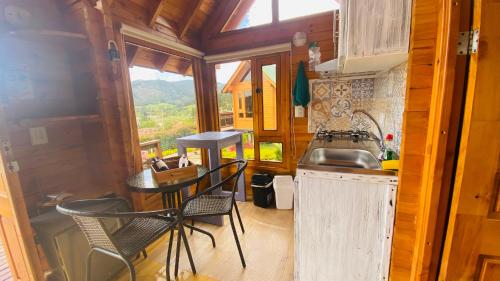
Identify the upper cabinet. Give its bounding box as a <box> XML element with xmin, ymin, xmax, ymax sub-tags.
<box><xmin>337</xmin><ymin>0</ymin><xmax>412</xmax><ymax>73</ymax></box>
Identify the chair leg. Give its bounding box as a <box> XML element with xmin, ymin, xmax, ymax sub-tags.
<box><xmin>180</xmin><ymin>224</ymin><xmax>197</xmax><ymax>274</ymax></box>
<box><xmin>183</xmin><ymin>223</ymin><xmax>216</xmax><ymax>248</ymax></box>
<box><xmin>85</xmin><ymin>250</ymin><xmax>94</xmax><ymax>281</ymax></box>
<box><xmin>142</xmin><ymin>249</ymin><xmax>147</xmax><ymax>259</ymax></box>
<box><xmin>174</xmin><ymin>227</ymin><xmax>182</xmax><ymax>277</ymax></box>
<box><xmin>166</xmin><ymin>228</ymin><xmax>175</xmax><ymax>281</ymax></box>
<box><xmin>190</xmin><ymin>219</ymin><xmax>195</xmax><ymax>235</ymax></box>
<box><xmin>123</xmin><ymin>259</ymin><xmax>136</xmax><ymax>281</ymax></box>
<box><xmin>229</xmin><ymin>214</ymin><xmax>246</xmax><ymax>268</ymax></box>
<box><xmin>234</xmin><ymin>202</ymin><xmax>245</xmax><ymax>234</ymax></box>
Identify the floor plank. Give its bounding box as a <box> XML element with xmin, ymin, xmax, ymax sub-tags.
<box><xmin>114</xmin><ymin>202</ymin><xmax>294</xmax><ymax>281</ymax></box>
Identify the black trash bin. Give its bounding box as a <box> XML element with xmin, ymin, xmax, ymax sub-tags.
<box><xmin>251</xmin><ymin>173</ymin><xmax>274</xmax><ymax>208</ymax></box>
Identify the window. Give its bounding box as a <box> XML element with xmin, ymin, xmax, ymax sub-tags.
<box><xmin>224</xmin><ymin>0</ymin><xmax>338</xmax><ymax>32</ymax></box>
<box><xmin>244</xmin><ymin>89</ymin><xmax>253</xmax><ymax>118</ymax></box>
<box><xmin>259</xmin><ymin>142</ymin><xmax>283</xmax><ymax>162</ymax></box>
<box><xmin>128</xmin><ymin>61</ymin><xmax>201</xmax><ymax>165</ymax></box>
<box><xmin>216</xmin><ymin>61</ymin><xmax>255</xmax><ymax>160</ymax></box>
<box><xmin>223</xmin><ymin>0</ymin><xmax>272</xmax><ymax>31</ymax></box>
<box><xmin>278</xmin><ymin>0</ymin><xmax>337</xmax><ymax>21</ymax></box>
<box><xmin>261</xmin><ymin>64</ymin><xmax>277</xmax><ymax>130</ymax></box>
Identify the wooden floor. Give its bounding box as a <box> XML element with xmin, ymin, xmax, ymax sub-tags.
<box><xmin>115</xmin><ymin>202</ymin><xmax>294</xmax><ymax>281</ymax></box>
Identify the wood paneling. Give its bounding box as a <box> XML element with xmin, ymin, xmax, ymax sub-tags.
<box><xmin>438</xmin><ymin>0</ymin><xmax>500</xmax><ymax>279</ymax></box>
<box><xmin>202</xmin><ymin>12</ymin><xmax>334</xmax><ymax>55</ymax></box>
<box><xmin>290</xmin><ymin>14</ymin><xmax>335</xmax><ymax>169</ymax></box>
<box><xmin>388</xmin><ymin>0</ymin><xmax>441</xmax><ymax>279</ymax></box>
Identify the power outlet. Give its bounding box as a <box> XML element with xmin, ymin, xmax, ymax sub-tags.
<box><xmin>29</xmin><ymin>127</ymin><xmax>48</xmax><ymax>145</ymax></box>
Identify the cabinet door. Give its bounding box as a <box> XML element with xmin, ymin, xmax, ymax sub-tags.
<box><xmin>343</xmin><ymin>0</ymin><xmax>412</xmax><ymax>57</ymax></box>
<box><xmin>295</xmin><ymin>173</ymin><xmax>395</xmax><ymax>281</ymax></box>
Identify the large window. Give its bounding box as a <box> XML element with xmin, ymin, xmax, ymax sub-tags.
<box><xmin>278</xmin><ymin>0</ymin><xmax>337</xmax><ymax>21</ymax></box>
<box><xmin>129</xmin><ymin>62</ymin><xmax>201</xmax><ymax>165</ymax></box>
<box><xmin>224</xmin><ymin>0</ymin><xmax>337</xmax><ymax>32</ymax></box>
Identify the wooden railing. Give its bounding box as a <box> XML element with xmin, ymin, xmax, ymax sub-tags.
<box><xmin>219</xmin><ymin>112</ymin><xmax>234</xmax><ymax>130</ymax></box>
<box><xmin>140</xmin><ymin>139</ymin><xmax>162</xmax><ymax>160</ymax></box>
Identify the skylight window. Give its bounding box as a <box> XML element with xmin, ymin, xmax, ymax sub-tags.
<box><xmin>223</xmin><ymin>0</ymin><xmax>337</xmax><ymax>32</ymax></box>
<box><xmin>228</xmin><ymin>0</ymin><xmax>272</xmax><ymax>31</ymax></box>
<box><xmin>278</xmin><ymin>0</ymin><xmax>337</xmax><ymax>21</ymax></box>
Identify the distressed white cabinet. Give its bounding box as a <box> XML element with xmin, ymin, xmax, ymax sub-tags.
<box><xmin>337</xmin><ymin>0</ymin><xmax>412</xmax><ymax>73</ymax></box>
<box><xmin>294</xmin><ymin>169</ymin><xmax>398</xmax><ymax>281</ymax></box>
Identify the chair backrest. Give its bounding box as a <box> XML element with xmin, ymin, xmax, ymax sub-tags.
<box><xmin>215</xmin><ymin>160</ymin><xmax>248</xmax><ymax>199</ymax></box>
<box><xmin>57</xmin><ymin>199</ymin><xmax>127</xmax><ymax>256</ymax></box>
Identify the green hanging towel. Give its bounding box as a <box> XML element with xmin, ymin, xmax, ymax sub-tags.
<box><xmin>293</xmin><ymin>61</ymin><xmax>310</xmax><ymax>106</ymax></box>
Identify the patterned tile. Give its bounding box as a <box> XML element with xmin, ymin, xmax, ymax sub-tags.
<box><xmin>332</xmin><ymin>81</ymin><xmax>352</xmax><ymax>98</ymax></box>
<box><xmin>331</xmin><ymin>98</ymin><xmax>352</xmax><ymax>117</ymax></box>
<box><xmin>352</xmin><ymin>79</ymin><xmax>374</xmax><ymax>99</ymax></box>
<box><xmin>311</xmin><ymin>81</ymin><xmax>333</xmax><ymax>100</ymax></box>
<box><xmin>308</xmin><ymin>64</ymin><xmax>408</xmax><ymax>154</ymax></box>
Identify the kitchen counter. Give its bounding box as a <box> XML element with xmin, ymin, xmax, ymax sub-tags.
<box><xmin>297</xmin><ymin>137</ymin><xmax>398</xmax><ymax>177</ymax></box>
<box><xmin>294</xmin><ymin>134</ymin><xmax>398</xmax><ymax>281</ymax></box>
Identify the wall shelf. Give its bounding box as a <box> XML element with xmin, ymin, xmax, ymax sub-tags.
<box><xmin>5</xmin><ymin>29</ymin><xmax>90</xmax><ymax>49</ymax></box>
<box><xmin>10</xmin><ymin>114</ymin><xmax>101</xmax><ymax>127</ymax></box>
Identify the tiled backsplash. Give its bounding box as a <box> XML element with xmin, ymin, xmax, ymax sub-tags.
<box><xmin>308</xmin><ymin>63</ymin><xmax>407</xmax><ymax>153</ymax></box>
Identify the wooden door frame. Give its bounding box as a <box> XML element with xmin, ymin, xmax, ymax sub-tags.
<box><xmin>209</xmin><ymin>51</ymin><xmax>292</xmax><ymax>172</ymax></box>
<box><xmin>0</xmin><ymin>108</ymin><xmax>43</xmax><ymax>281</ymax></box>
<box><xmin>409</xmin><ymin>0</ymin><xmax>474</xmax><ymax>280</ymax></box>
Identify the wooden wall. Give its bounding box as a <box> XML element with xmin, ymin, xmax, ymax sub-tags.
<box><xmin>389</xmin><ymin>0</ymin><xmax>440</xmax><ymax>279</ymax></box>
<box><xmin>290</xmin><ymin>14</ymin><xmax>335</xmax><ymax>168</ymax></box>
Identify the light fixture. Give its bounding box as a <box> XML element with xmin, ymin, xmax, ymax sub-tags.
<box><xmin>292</xmin><ymin>32</ymin><xmax>307</xmax><ymax>47</ymax></box>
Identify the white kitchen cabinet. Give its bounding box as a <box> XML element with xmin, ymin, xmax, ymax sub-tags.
<box><xmin>337</xmin><ymin>0</ymin><xmax>412</xmax><ymax>73</ymax></box>
<box><xmin>294</xmin><ymin>169</ymin><xmax>398</xmax><ymax>281</ymax></box>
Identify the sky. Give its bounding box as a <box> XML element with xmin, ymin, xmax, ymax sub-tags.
<box><xmin>129</xmin><ymin>1</ymin><xmax>338</xmax><ymax>84</ymax></box>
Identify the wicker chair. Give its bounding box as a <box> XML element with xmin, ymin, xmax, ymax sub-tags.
<box><xmin>56</xmin><ymin>197</ymin><xmax>194</xmax><ymax>281</ymax></box>
<box><xmin>182</xmin><ymin>160</ymin><xmax>248</xmax><ymax>268</ymax></box>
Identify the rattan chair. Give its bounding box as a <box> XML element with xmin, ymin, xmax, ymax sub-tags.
<box><xmin>56</xmin><ymin>197</ymin><xmax>194</xmax><ymax>281</ymax></box>
<box><xmin>182</xmin><ymin>160</ymin><xmax>248</xmax><ymax>268</ymax></box>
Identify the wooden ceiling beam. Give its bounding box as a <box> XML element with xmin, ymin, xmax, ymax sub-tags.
<box><xmin>178</xmin><ymin>0</ymin><xmax>204</xmax><ymax>39</ymax></box>
<box><xmin>201</xmin><ymin>0</ymin><xmax>241</xmax><ymax>40</ymax></box>
<box><xmin>127</xmin><ymin>45</ymin><xmax>141</xmax><ymax>66</ymax></box>
<box><xmin>148</xmin><ymin>0</ymin><xmax>167</xmax><ymax>27</ymax></box>
<box><xmin>156</xmin><ymin>54</ymin><xmax>171</xmax><ymax>71</ymax></box>
<box><xmin>178</xmin><ymin>61</ymin><xmax>192</xmax><ymax>75</ymax></box>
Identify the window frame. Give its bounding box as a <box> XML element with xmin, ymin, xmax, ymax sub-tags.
<box><xmin>221</xmin><ymin>0</ymin><xmax>336</xmax><ymax>33</ymax></box>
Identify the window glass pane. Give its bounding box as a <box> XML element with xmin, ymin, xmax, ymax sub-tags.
<box><xmin>278</xmin><ymin>0</ymin><xmax>338</xmax><ymax>21</ymax></box>
<box><xmin>224</xmin><ymin>0</ymin><xmax>272</xmax><ymax>31</ymax></box>
<box><xmin>259</xmin><ymin>142</ymin><xmax>283</xmax><ymax>162</ymax></box>
<box><xmin>216</xmin><ymin>61</ymin><xmax>255</xmax><ymax>160</ymax></box>
<box><xmin>221</xmin><ymin>132</ymin><xmax>255</xmax><ymax>160</ymax></box>
<box><xmin>262</xmin><ymin>64</ymin><xmax>277</xmax><ymax>130</ymax></box>
<box><xmin>244</xmin><ymin>89</ymin><xmax>253</xmax><ymax>118</ymax></box>
<box><xmin>129</xmin><ymin>63</ymin><xmax>201</xmax><ymax>166</ymax></box>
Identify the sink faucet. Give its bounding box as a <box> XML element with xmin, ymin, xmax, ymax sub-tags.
<box><xmin>350</xmin><ymin>109</ymin><xmax>386</xmax><ymax>156</ymax></box>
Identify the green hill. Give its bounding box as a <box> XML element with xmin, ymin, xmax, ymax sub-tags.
<box><xmin>131</xmin><ymin>79</ymin><xmax>232</xmax><ymax>110</ymax></box>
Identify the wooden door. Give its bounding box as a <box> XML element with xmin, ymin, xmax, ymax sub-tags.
<box><xmin>0</xmin><ymin>108</ymin><xmax>42</xmax><ymax>280</ymax></box>
<box><xmin>253</xmin><ymin>53</ymin><xmax>289</xmax><ymax>168</ymax></box>
<box><xmin>438</xmin><ymin>0</ymin><xmax>500</xmax><ymax>279</ymax></box>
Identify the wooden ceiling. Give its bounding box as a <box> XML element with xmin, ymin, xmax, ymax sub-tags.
<box><xmin>108</xmin><ymin>0</ymin><xmax>218</xmax><ymax>47</ymax></box>
<box><xmin>125</xmin><ymin>43</ymin><xmax>193</xmax><ymax>76</ymax></box>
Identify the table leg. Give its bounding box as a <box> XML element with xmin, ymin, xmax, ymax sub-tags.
<box><xmin>235</xmin><ymin>137</ymin><xmax>246</xmax><ymax>201</ymax></box>
<box><xmin>208</xmin><ymin>145</ymin><xmax>221</xmax><ymax>186</ymax></box>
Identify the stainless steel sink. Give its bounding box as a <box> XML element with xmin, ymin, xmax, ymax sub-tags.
<box><xmin>307</xmin><ymin>148</ymin><xmax>381</xmax><ymax>169</ymax></box>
